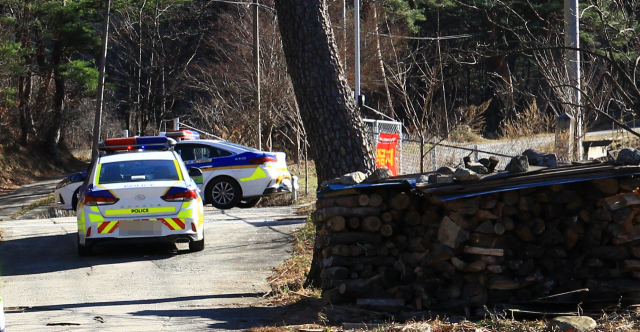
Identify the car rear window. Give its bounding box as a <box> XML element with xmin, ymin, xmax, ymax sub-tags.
<box><xmin>98</xmin><ymin>160</ymin><xmax>181</xmax><ymax>184</ymax></box>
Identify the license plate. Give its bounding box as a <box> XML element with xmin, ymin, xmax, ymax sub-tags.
<box><xmin>119</xmin><ymin>219</ymin><xmax>163</xmax><ymax>237</ymax></box>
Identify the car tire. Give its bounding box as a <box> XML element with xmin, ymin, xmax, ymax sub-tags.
<box><xmin>189</xmin><ymin>236</ymin><xmax>205</xmax><ymax>252</ymax></box>
<box><xmin>237</xmin><ymin>197</ymin><xmax>261</xmax><ymax>209</ymax></box>
<box><xmin>207</xmin><ymin>177</ymin><xmax>242</xmax><ymax>209</ymax></box>
<box><xmin>71</xmin><ymin>188</ymin><xmax>80</xmax><ymax>211</ymax></box>
<box><xmin>77</xmin><ymin>234</ymin><xmax>93</xmax><ymax>257</ymax></box>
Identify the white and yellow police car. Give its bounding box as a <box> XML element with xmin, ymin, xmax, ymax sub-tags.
<box><xmin>168</xmin><ymin>130</ymin><xmax>298</xmax><ymax>209</ymax></box>
<box><xmin>76</xmin><ymin>136</ymin><xmax>205</xmax><ymax>256</ymax></box>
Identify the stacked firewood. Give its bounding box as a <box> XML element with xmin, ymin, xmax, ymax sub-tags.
<box><xmin>312</xmin><ymin>176</ymin><xmax>640</xmax><ymax>311</ymax></box>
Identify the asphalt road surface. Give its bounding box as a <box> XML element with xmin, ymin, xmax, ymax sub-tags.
<box><xmin>0</xmin><ymin>206</ymin><xmax>306</xmax><ymax>331</ymax></box>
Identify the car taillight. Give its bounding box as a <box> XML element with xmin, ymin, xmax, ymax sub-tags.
<box><xmin>162</xmin><ymin>189</ymin><xmax>197</xmax><ymax>202</ymax></box>
<box><xmin>248</xmin><ymin>156</ymin><xmax>277</xmax><ymax>164</ymax></box>
<box><xmin>82</xmin><ymin>194</ymin><xmax>119</xmax><ymax>206</ymax></box>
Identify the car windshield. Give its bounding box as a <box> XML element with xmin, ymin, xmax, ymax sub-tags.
<box><xmin>98</xmin><ymin>160</ymin><xmax>180</xmax><ymax>184</ymax></box>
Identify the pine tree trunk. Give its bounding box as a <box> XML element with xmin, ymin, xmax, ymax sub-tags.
<box><xmin>273</xmin><ymin>0</ymin><xmax>376</xmax><ymax>184</ymax></box>
<box><xmin>49</xmin><ymin>40</ymin><xmax>65</xmax><ymax>163</ymax></box>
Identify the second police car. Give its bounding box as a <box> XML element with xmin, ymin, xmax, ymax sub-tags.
<box><xmin>167</xmin><ymin>130</ymin><xmax>298</xmax><ymax>209</ymax></box>
<box><xmin>76</xmin><ymin>136</ymin><xmax>205</xmax><ymax>256</ymax></box>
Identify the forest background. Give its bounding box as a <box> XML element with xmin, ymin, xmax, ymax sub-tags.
<box><xmin>0</xmin><ymin>0</ymin><xmax>639</xmax><ymax>166</ymax></box>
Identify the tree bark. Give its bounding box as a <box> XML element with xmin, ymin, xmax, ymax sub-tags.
<box><xmin>273</xmin><ymin>0</ymin><xmax>376</xmax><ymax>184</ymax></box>
<box><xmin>49</xmin><ymin>40</ymin><xmax>65</xmax><ymax>162</ymax></box>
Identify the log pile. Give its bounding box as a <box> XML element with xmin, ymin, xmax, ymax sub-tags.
<box><xmin>312</xmin><ymin>176</ymin><xmax>640</xmax><ymax>311</ymax></box>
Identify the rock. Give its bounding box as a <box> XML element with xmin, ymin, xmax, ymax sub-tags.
<box><xmin>428</xmin><ymin>174</ymin><xmax>454</xmax><ymax>184</ymax></box>
<box><xmin>488</xmin><ymin>156</ymin><xmax>500</xmax><ymax>172</ymax></box>
<box><xmin>453</xmin><ymin>168</ymin><xmax>480</xmax><ymax>181</ymax></box>
<box><xmin>506</xmin><ymin>155</ymin><xmax>529</xmax><ymax>173</ymax></box>
<box><xmin>416</xmin><ymin>175</ymin><xmax>430</xmax><ymax>183</ymax></box>
<box><xmin>436</xmin><ymin>166</ymin><xmax>456</xmax><ymax>175</ymax></box>
<box><xmin>478</xmin><ymin>158</ymin><xmax>491</xmax><ymax>167</ymax></box>
<box><xmin>522</xmin><ymin>149</ymin><xmax>558</xmax><ymax>168</ymax></box>
<box><xmin>479</xmin><ymin>156</ymin><xmax>501</xmax><ymax>173</ymax></box>
<box><xmin>550</xmin><ymin>316</ymin><xmax>597</xmax><ymax>332</ymax></box>
<box><xmin>616</xmin><ymin>148</ymin><xmax>640</xmax><ymax>165</ymax></box>
<box><xmin>319</xmin><ymin>177</ymin><xmax>342</xmax><ymax>190</ymax></box>
<box><xmin>341</xmin><ymin>171</ymin><xmax>367</xmax><ymax>185</ymax></box>
<box><xmin>466</xmin><ymin>162</ymin><xmax>488</xmax><ymax>174</ymax></box>
<box><xmin>364</xmin><ymin>167</ymin><xmax>393</xmax><ymax>183</ymax></box>
<box><xmin>464</xmin><ymin>156</ymin><xmax>489</xmax><ymax>174</ymax></box>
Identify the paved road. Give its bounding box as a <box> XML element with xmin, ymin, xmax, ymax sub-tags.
<box><xmin>0</xmin><ymin>178</ymin><xmax>64</xmax><ymax>220</ymax></box>
<box><xmin>0</xmin><ymin>206</ymin><xmax>306</xmax><ymax>331</ymax></box>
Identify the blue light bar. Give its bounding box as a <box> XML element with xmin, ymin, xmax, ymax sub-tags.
<box><xmin>137</xmin><ymin>136</ymin><xmax>168</xmax><ymax>145</ymax></box>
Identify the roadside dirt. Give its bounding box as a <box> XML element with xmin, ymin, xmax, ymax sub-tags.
<box><xmin>0</xmin><ymin>145</ymin><xmax>87</xmax><ymax>197</ymax></box>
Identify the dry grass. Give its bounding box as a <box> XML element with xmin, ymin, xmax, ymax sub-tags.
<box><xmin>448</xmin><ymin>128</ymin><xmax>486</xmax><ymax>143</ymax></box>
<box><xmin>501</xmin><ymin>100</ymin><xmax>555</xmax><ymax>140</ymax></box>
<box><xmin>265</xmin><ymin>221</ymin><xmax>320</xmax><ymax>306</ymax></box>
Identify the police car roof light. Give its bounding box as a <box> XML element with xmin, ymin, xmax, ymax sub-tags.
<box><xmin>165</xmin><ymin>130</ymin><xmax>200</xmax><ymax>140</ymax></box>
<box><xmin>98</xmin><ymin>136</ymin><xmax>176</xmax><ymax>152</ymax></box>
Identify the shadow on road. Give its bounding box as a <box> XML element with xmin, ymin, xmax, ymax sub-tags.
<box><xmin>0</xmin><ymin>233</ymin><xmax>183</xmax><ymax>276</ymax></box>
<box><xmin>131</xmin><ymin>306</ymin><xmax>302</xmax><ymax>330</ymax></box>
<box><xmin>4</xmin><ymin>293</ymin><xmax>264</xmax><ymax>311</ymax></box>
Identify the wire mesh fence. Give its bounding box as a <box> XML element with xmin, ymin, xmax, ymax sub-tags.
<box><xmin>364</xmin><ymin>118</ymin><xmax>561</xmax><ymax>175</ymax></box>
<box><xmin>402</xmin><ymin>133</ymin><xmax>556</xmax><ymax>174</ymax></box>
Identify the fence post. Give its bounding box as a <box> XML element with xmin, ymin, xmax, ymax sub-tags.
<box><xmin>474</xmin><ymin>145</ymin><xmax>479</xmax><ymax>161</ymax></box>
<box><xmin>399</xmin><ymin>126</ymin><xmax>403</xmax><ymax>175</ymax></box>
<box><xmin>420</xmin><ymin>135</ymin><xmax>424</xmax><ymax>173</ymax></box>
<box><xmin>305</xmin><ymin>140</ymin><xmax>309</xmax><ymax>195</ymax></box>
<box><xmin>432</xmin><ymin>145</ymin><xmax>438</xmax><ymax>171</ymax></box>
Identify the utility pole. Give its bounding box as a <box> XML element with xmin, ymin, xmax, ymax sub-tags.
<box><xmin>565</xmin><ymin>0</ymin><xmax>582</xmax><ymax>159</ymax></box>
<box><xmin>354</xmin><ymin>0</ymin><xmax>361</xmax><ymax>108</ymax></box>
<box><xmin>92</xmin><ymin>0</ymin><xmax>111</xmax><ymax>162</ymax></box>
<box><xmin>253</xmin><ymin>0</ymin><xmax>262</xmax><ymax>150</ymax></box>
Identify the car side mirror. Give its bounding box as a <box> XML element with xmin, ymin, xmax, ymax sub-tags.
<box><xmin>70</xmin><ymin>173</ymin><xmax>83</xmax><ymax>182</ymax></box>
<box><xmin>188</xmin><ymin>167</ymin><xmax>203</xmax><ymax>177</ymax></box>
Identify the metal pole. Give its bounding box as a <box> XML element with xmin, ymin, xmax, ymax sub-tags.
<box><xmin>253</xmin><ymin>0</ymin><xmax>261</xmax><ymax>151</ymax></box>
<box><xmin>354</xmin><ymin>0</ymin><xmax>361</xmax><ymax>107</ymax></box>
<box><xmin>172</xmin><ymin>117</ymin><xmax>179</xmax><ymax>130</ymax></box>
<box><xmin>91</xmin><ymin>0</ymin><xmax>111</xmax><ymax>163</ymax></box>
<box><xmin>305</xmin><ymin>139</ymin><xmax>309</xmax><ymax>195</ymax></box>
<box><xmin>565</xmin><ymin>0</ymin><xmax>581</xmax><ymax>160</ymax></box>
<box><xmin>420</xmin><ymin>135</ymin><xmax>424</xmax><ymax>173</ymax></box>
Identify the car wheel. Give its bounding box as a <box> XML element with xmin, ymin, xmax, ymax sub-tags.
<box><xmin>237</xmin><ymin>197</ymin><xmax>261</xmax><ymax>208</ymax></box>
<box><xmin>189</xmin><ymin>236</ymin><xmax>205</xmax><ymax>252</ymax></box>
<box><xmin>77</xmin><ymin>233</ymin><xmax>93</xmax><ymax>257</ymax></box>
<box><xmin>71</xmin><ymin>188</ymin><xmax>80</xmax><ymax>211</ymax></box>
<box><xmin>207</xmin><ymin>177</ymin><xmax>242</xmax><ymax>209</ymax></box>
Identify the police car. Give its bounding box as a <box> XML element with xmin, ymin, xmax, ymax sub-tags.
<box><xmin>167</xmin><ymin>130</ymin><xmax>298</xmax><ymax>209</ymax></box>
<box><xmin>55</xmin><ymin>171</ymin><xmax>86</xmax><ymax>210</ymax></box>
<box><xmin>76</xmin><ymin>136</ymin><xmax>205</xmax><ymax>256</ymax></box>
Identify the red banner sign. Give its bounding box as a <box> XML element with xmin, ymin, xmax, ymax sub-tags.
<box><xmin>376</xmin><ymin>133</ymin><xmax>399</xmax><ymax>176</ymax></box>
